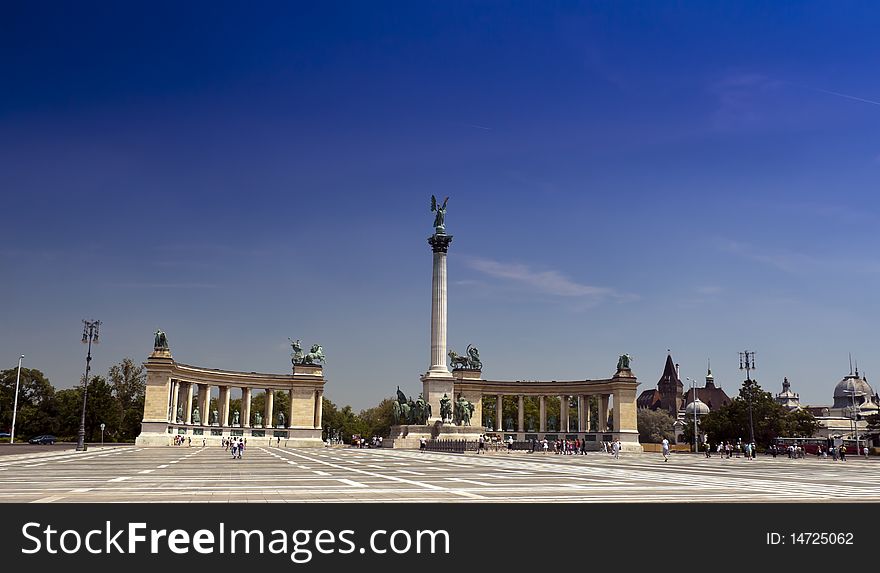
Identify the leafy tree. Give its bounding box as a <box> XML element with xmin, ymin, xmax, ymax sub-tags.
<box><xmin>866</xmin><ymin>412</ymin><xmax>880</xmax><ymax>432</ymax></box>
<box><xmin>108</xmin><ymin>358</ymin><xmax>145</xmax><ymax>441</ymax></box>
<box><xmin>55</xmin><ymin>388</ymin><xmax>84</xmax><ymax>440</ymax></box>
<box><xmin>637</xmin><ymin>408</ymin><xmax>676</xmax><ymax>443</ymax></box>
<box><xmin>83</xmin><ymin>375</ymin><xmax>121</xmax><ymax>442</ymax></box>
<box><xmin>358</xmin><ymin>398</ymin><xmax>395</xmax><ymax>439</ymax></box>
<box><xmin>0</xmin><ymin>367</ymin><xmax>57</xmax><ymax>440</ymax></box>
<box><xmin>697</xmin><ymin>379</ymin><xmax>820</xmax><ymax>447</ymax></box>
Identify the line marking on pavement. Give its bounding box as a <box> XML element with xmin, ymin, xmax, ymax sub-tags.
<box><xmin>32</xmin><ymin>495</ymin><xmax>66</xmax><ymax>503</ymax></box>
<box><xmin>157</xmin><ymin>465</ymin><xmax>168</xmax><ymax>468</ymax></box>
<box><xmin>446</xmin><ymin>478</ymin><xmax>494</xmax><ymax>486</ymax></box>
<box><xmin>397</xmin><ymin>470</ymin><xmax>426</xmax><ymax>476</ymax></box>
<box><xmin>274</xmin><ymin>449</ymin><xmax>486</xmax><ymax>499</ymax></box>
<box><xmin>336</xmin><ymin>479</ymin><xmax>368</xmax><ymax>488</ymax></box>
<box><xmin>313</xmin><ymin>471</ymin><xmax>331</xmax><ymax>476</ymax></box>
<box><xmin>70</xmin><ymin>488</ymin><xmax>92</xmax><ymax>493</ymax></box>
<box><xmin>138</xmin><ymin>470</ymin><xmax>154</xmax><ymax>474</ymax></box>
<box><xmin>108</xmin><ymin>477</ymin><xmax>131</xmax><ymax>482</ymax></box>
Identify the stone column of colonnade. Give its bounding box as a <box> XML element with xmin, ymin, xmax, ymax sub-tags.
<box><xmin>517</xmin><ymin>396</ymin><xmax>524</xmax><ymax>432</ymax></box>
<box><xmin>597</xmin><ymin>394</ymin><xmax>609</xmax><ymax>433</ymax></box>
<box><xmin>185</xmin><ymin>382</ymin><xmax>195</xmax><ymax>424</ymax></box>
<box><xmin>495</xmin><ymin>395</ymin><xmax>503</xmax><ymax>432</ymax></box>
<box><xmin>314</xmin><ymin>389</ymin><xmax>323</xmax><ymax>429</ymax></box>
<box><xmin>242</xmin><ymin>387</ymin><xmax>252</xmax><ymax>427</ymax></box>
<box><xmin>577</xmin><ymin>396</ymin><xmax>585</xmax><ymax>432</ymax></box>
<box><xmin>288</xmin><ymin>389</ymin><xmax>295</xmax><ymax>428</ymax></box>
<box><xmin>265</xmin><ymin>389</ymin><xmax>274</xmax><ymax>427</ymax></box>
<box><xmin>198</xmin><ymin>384</ymin><xmax>210</xmax><ymax>425</ymax></box>
<box><xmin>539</xmin><ymin>396</ymin><xmax>546</xmax><ymax>432</ymax></box>
<box><xmin>560</xmin><ymin>396</ymin><xmax>569</xmax><ymax>433</ymax></box>
<box><xmin>170</xmin><ymin>381</ymin><xmax>180</xmax><ymax>422</ymax></box>
<box><xmin>219</xmin><ymin>386</ymin><xmax>229</xmax><ymax>426</ymax></box>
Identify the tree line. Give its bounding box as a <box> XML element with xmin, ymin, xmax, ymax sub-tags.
<box><xmin>0</xmin><ymin>358</ymin><xmax>146</xmax><ymax>442</ymax></box>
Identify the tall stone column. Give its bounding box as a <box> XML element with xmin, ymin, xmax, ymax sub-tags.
<box><xmin>185</xmin><ymin>382</ymin><xmax>195</xmax><ymax>425</ymax></box>
<box><xmin>577</xmin><ymin>395</ymin><xmax>586</xmax><ymax>432</ymax></box>
<box><xmin>539</xmin><ymin>396</ymin><xmax>546</xmax><ymax>432</ymax></box>
<box><xmin>597</xmin><ymin>394</ymin><xmax>609</xmax><ymax>433</ymax></box>
<box><xmin>517</xmin><ymin>395</ymin><xmax>524</xmax><ymax>432</ymax></box>
<box><xmin>314</xmin><ymin>389</ymin><xmax>323</xmax><ymax>429</ymax></box>
<box><xmin>495</xmin><ymin>394</ymin><xmax>503</xmax><ymax>432</ymax></box>
<box><xmin>422</xmin><ymin>231</ymin><xmax>455</xmax><ymax>423</ymax></box>
<box><xmin>220</xmin><ymin>386</ymin><xmax>231</xmax><ymax>426</ymax></box>
<box><xmin>170</xmin><ymin>381</ymin><xmax>180</xmax><ymax>423</ymax></box>
<box><xmin>560</xmin><ymin>395</ymin><xmax>569</xmax><ymax>433</ymax></box>
<box><xmin>199</xmin><ymin>384</ymin><xmax>210</xmax><ymax>425</ymax></box>
<box><xmin>242</xmin><ymin>387</ymin><xmax>252</xmax><ymax>427</ymax></box>
<box><xmin>265</xmin><ymin>389</ymin><xmax>274</xmax><ymax>428</ymax></box>
<box><xmin>287</xmin><ymin>389</ymin><xmax>295</xmax><ymax>428</ymax></box>
<box><xmin>585</xmin><ymin>395</ymin><xmax>593</xmax><ymax>431</ymax></box>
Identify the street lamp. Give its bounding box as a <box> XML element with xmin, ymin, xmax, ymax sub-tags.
<box><xmin>739</xmin><ymin>351</ymin><xmax>756</xmax><ymax>445</ymax></box>
<box><xmin>10</xmin><ymin>355</ymin><xmax>24</xmax><ymax>445</ymax></box>
<box><xmin>842</xmin><ymin>388</ymin><xmax>865</xmax><ymax>456</ymax></box>
<box><xmin>100</xmin><ymin>422</ymin><xmax>105</xmax><ymax>447</ymax></box>
<box><xmin>77</xmin><ymin>320</ymin><xmax>101</xmax><ymax>452</ymax></box>
<box><xmin>686</xmin><ymin>377</ymin><xmax>699</xmax><ymax>454</ymax></box>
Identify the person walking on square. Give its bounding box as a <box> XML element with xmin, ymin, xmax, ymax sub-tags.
<box><xmin>864</xmin><ymin>445</ymin><xmax>869</xmax><ymax>459</ymax></box>
<box><xmin>839</xmin><ymin>444</ymin><xmax>847</xmax><ymax>461</ymax></box>
<box><xmin>661</xmin><ymin>438</ymin><xmax>670</xmax><ymax>462</ymax></box>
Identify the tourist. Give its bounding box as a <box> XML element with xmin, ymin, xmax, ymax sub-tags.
<box><xmin>661</xmin><ymin>437</ymin><xmax>670</xmax><ymax>462</ymax></box>
<box><xmin>612</xmin><ymin>440</ymin><xmax>620</xmax><ymax>460</ymax></box>
<box><xmin>864</xmin><ymin>445</ymin><xmax>870</xmax><ymax>458</ymax></box>
<box><xmin>478</xmin><ymin>434</ymin><xmax>485</xmax><ymax>454</ymax></box>
<box><xmin>202</xmin><ymin>437</ymin><xmax>206</xmax><ymax>447</ymax></box>
<box><xmin>839</xmin><ymin>445</ymin><xmax>847</xmax><ymax>461</ymax></box>
<box><xmin>507</xmin><ymin>435</ymin><xmax>514</xmax><ymax>452</ymax></box>
<box><xmin>542</xmin><ymin>438</ymin><xmax>548</xmax><ymax>453</ymax></box>
<box><xmin>705</xmin><ymin>442</ymin><xmax>711</xmax><ymax>458</ymax></box>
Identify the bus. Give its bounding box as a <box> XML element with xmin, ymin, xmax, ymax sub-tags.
<box><xmin>773</xmin><ymin>436</ymin><xmax>864</xmax><ymax>456</ymax></box>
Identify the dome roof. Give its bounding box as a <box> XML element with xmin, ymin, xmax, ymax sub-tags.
<box><xmin>685</xmin><ymin>398</ymin><xmax>710</xmax><ymax>416</ymax></box>
<box><xmin>832</xmin><ymin>375</ymin><xmax>875</xmax><ymax>409</ymax></box>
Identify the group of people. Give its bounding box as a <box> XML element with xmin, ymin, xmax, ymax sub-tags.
<box><xmin>351</xmin><ymin>435</ymin><xmax>382</xmax><ymax>448</ymax></box>
<box><xmin>711</xmin><ymin>440</ymin><xmax>758</xmax><ymax>459</ymax></box>
<box><xmin>224</xmin><ymin>436</ymin><xmax>245</xmax><ymax>459</ymax></box>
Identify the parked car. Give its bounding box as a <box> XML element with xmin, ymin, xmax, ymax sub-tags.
<box><xmin>28</xmin><ymin>435</ymin><xmax>56</xmax><ymax>445</ymax></box>
<box><xmin>0</xmin><ymin>432</ymin><xmax>10</xmax><ymax>439</ymax></box>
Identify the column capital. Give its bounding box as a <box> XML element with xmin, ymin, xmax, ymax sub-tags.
<box><xmin>428</xmin><ymin>233</ymin><xmax>453</xmax><ymax>253</ymax></box>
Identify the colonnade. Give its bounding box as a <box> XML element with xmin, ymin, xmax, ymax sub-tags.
<box><xmin>484</xmin><ymin>393</ymin><xmax>613</xmax><ymax>433</ymax></box>
<box><xmin>167</xmin><ymin>381</ymin><xmax>324</xmax><ymax>430</ymax></box>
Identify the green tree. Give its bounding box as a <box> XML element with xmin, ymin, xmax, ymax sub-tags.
<box><xmin>83</xmin><ymin>375</ymin><xmax>121</xmax><ymax>442</ymax></box>
<box><xmin>637</xmin><ymin>408</ymin><xmax>676</xmax><ymax>443</ymax></box>
<box><xmin>0</xmin><ymin>367</ymin><xmax>57</xmax><ymax>440</ymax></box>
<box><xmin>108</xmin><ymin>358</ymin><xmax>145</xmax><ymax>441</ymax></box>
<box><xmin>698</xmin><ymin>379</ymin><xmax>817</xmax><ymax>447</ymax></box>
<box><xmin>55</xmin><ymin>388</ymin><xmax>83</xmax><ymax>440</ymax></box>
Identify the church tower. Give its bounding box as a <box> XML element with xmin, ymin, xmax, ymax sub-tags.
<box><xmin>657</xmin><ymin>352</ymin><xmax>683</xmax><ymax>416</ymax></box>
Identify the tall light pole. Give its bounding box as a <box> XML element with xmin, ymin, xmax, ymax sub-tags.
<box><xmin>10</xmin><ymin>355</ymin><xmax>24</xmax><ymax>445</ymax></box>
<box><xmin>739</xmin><ymin>351</ymin><xmax>756</xmax><ymax>445</ymax></box>
<box><xmin>686</xmin><ymin>377</ymin><xmax>699</xmax><ymax>454</ymax></box>
<box><xmin>77</xmin><ymin>320</ymin><xmax>101</xmax><ymax>452</ymax></box>
<box><xmin>843</xmin><ymin>388</ymin><xmax>864</xmax><ymax>456</ymax></box>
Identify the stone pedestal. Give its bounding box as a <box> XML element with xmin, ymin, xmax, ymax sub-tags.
<box><xmin>422</xmin><ymin>372</ymin><xmax>454</xmax><ymax>424</ymax></box>
<box><xmin>385</xmin><ymin>423</ymin><xmax>484</xmax><ymax>449</ymax></box>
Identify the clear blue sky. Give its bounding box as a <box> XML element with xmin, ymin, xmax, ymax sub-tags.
<box><xmin>2</xmin><ymin>2</ymin><xmax>879</xmax><ymax>410</ymax></box>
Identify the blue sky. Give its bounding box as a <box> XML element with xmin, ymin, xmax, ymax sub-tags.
<box><xmin>2</xmin><ymin>2</ymin><xmax>879</xmax><ymax>410</ymax></box>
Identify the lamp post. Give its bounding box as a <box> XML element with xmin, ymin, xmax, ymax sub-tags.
<box><xmin>10</xmin><ymin>355</ymin><xmax>24</xmax><ymax>445</ymax></box>
<box><xmin>739</xmin><ymin>351</ymin><xmax>756</xmax><ymax>445</ymax></box>
<box><xmin>77</xmin><ymin>320</ymin><xmax>101</xmax><ymax>452</ymax></box>
<box><xmin>842</xmin><ymin>388</ymin><xmax>865</xmax><ymax>456</ymax></box>
<box><xmin>686</xmin><ymin>377</ymin><xmax>699</xmax><ymax>454</ymax></box>
<box><xmin>100</xmin><ymin>422</ymin><xmax>105</xmax><ymax>447</ymax></box>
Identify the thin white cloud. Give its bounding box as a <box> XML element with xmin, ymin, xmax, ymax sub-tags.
<box><xmin>463</xmin><ymin>256</ymin><xmax>634</xmax><ymax>302</ymax></box>
<box><xmin>720</xmin><ymin>240</ymin><xmax>880</xmax><ymax>275</ymax></box>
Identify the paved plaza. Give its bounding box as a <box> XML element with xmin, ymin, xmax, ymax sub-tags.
<box><xmin>0</xmin><ymin>445</ymin><xmax>878</xmax><ymax>503</ymax></box>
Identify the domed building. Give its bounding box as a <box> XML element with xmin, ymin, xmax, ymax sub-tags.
<box><xmin>804</xmin><ymin>365</ymin><xmax>880</xmax><ymax>444</ymax></box>
<box><xmin>832</xmin><ymin>373</ymin><xmax>878</xmax><ymax>413</ymax></box>
<box><xmin>685</xmin><ymin>398</ymin><xmax>710</xmax><ymax>417</ymax></box>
